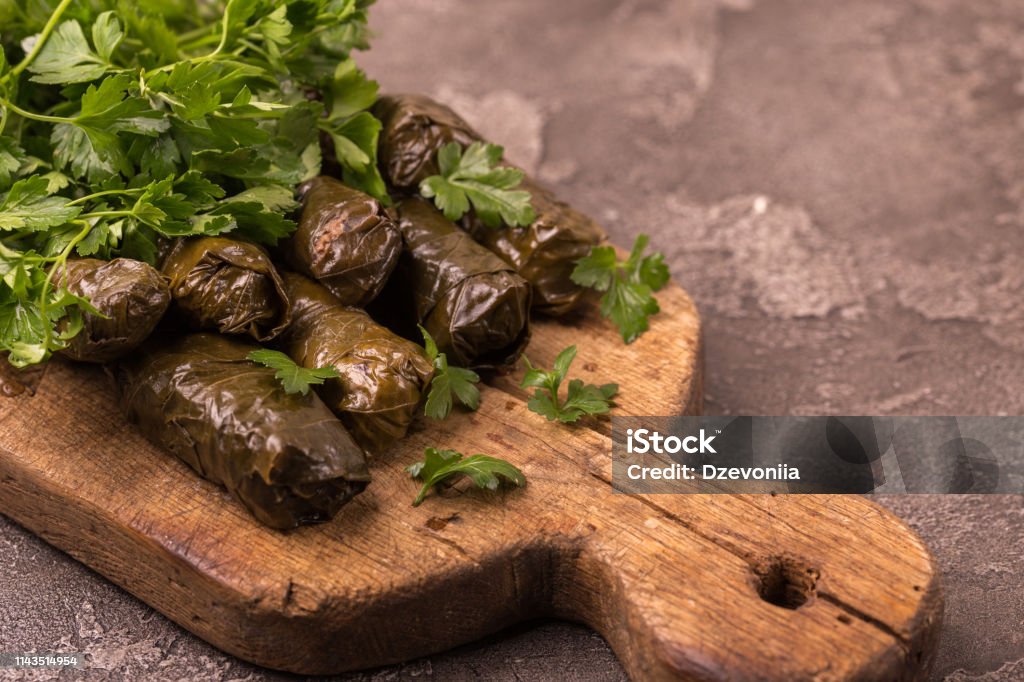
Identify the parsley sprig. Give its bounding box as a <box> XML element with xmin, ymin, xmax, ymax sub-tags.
<box><xmin>571</xmin><ymin>234</ymin><xmax>669</xmax><ymax>344</ymax></box>
<box><xmin>407</xmin><ymin>447</ymin><xmax>526</xmax><ymax>507</ymax></box>
<box><xmin>419</xmin><ymin>325</ymin><xmax>481</xmax><ymax>420</ymax></box>
<box><xmin>521</xmin><ymin>345</ymin><xmax>618</xmax><ymax>423</ymax></box>
<box><xmin>246</xmin><ymin>349</ymin><xmax>340</xmax><ymax>396</ymax></box>
<box><xmin>419</xmin><ymin>142</ymin><xmax>535</xmax><ymax>227</ymax></box>
<box><xmin>0</xmin><ymin>0</ymin><xmax>385</xmax><ymax>366</ymax></box>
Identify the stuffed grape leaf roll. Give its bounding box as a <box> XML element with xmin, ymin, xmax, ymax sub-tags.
<box><xmin>280</xmin><ymin>273</ymin><xmax>434</xmax><ymax>454</ymax></box>
<box><xmin>285</xmin><ymin>176</ymin><xmax>402</xmax><ymax>306</ymax></box>
<box><xmin>385</xmin><ymin>197</ymin><xmax>531</xmax><ymax>371</ymax></box>
<box><xmin>461</xmin><ymin>176</ymin><xmax>606</xmax><ymax>315</ymax></box>
<box><xmin>374</xmin><ymin>94</ymin><xmax>606</xmax><ymax>315</ymax></box>
<box><xmin>161</xmin><ymin>237</ymin><xmax>291</xmax><ymax>341</ymax></box>
<box><xmin>57</xmin><ymin>258</ymin><xmax>171</xmax><ymax>363</ymax></box>
<box><xmin>113</xmin><ymin>333</ymin><xmax>371</xmax><ymax>529</ymax></box>
<box><xmin>374</xmin><ymin>94</ymin><xmax>481</xmax><ymax>190</ymax></box>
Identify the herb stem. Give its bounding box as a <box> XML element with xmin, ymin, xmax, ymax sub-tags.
<box><xmin>38</xmin><ymin>219</ymin><xmax>93</xmax><ymax>354</ymax></box>
<box><xmin>214</xmin><ymin>109</ymin><xmax>283</xmax><ymax>120</ymax></box>
<box><xmin>202</xmin><ymin>1</ymin><xmax>234</xmax><ymax>63</ymax></box>
<box><xmin>179</xmin><ymin>34</ymin><xmax>222</xmax><ymax>52</ymax></box>
<box><xmin>67</xmin><ymin>188</ymin><xmax>145</xmax><ymax>207</ymax></box>
<box><xmin>79</xmin><ymin>210</ymin><xmax>132</xmax><ymax>219</ymax></box>
<box><xmin>176</xmin><ymin>24</ymin><xmax>217</xmax><ymax>45</ymax></box>
<box><xmin>142</xmin><ymin>2</ymin><xmax>233</xmax><ymax>77</ymax></box>
<box><xmin>0</xmin><ymin>98</ymin><xmax>68</xmax><ymax>124</ymax></box>
<box><xmin>3</xmin><ymin>0</ymin><xmax>76</xmax><ymax>82</ymax></box>
<box><xmin>237</xmin><ymin>38</ymin><xmax>272</xmax><ymax>63</ymax></box>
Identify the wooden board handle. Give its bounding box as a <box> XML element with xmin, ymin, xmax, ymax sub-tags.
<box><xmin>558</xmin><ymin>487</ymin><xmax>942</xmax><ymax>681</ymax></box>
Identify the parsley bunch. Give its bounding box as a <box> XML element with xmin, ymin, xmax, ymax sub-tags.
<box><xmin>0</xmin><ymin>0</ymin><xmax>385</xmax><ymax>366</ymax></box>
<box><xmin>571</xmin><ymin>234</ymin><xmax>669</xmax><ymax>344</ymax></box>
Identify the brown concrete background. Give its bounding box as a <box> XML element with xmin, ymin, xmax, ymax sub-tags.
<box><xmin>2</xmin><ymin>0</ymin><xmax>1023</xmax><ymax>679</ymax></box>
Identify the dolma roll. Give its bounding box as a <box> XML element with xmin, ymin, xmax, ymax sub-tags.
<box><xmin>285</xmin><ymin>176</ymin><xmax>402</xmax><ymax>306</ymax></box>
<box><xmin>462</xmin><ymin>177</ymin><xmax>606</xmax><ymax>315</ymax></box>
<box><xmin>389</xmin><ymin>197</ymin><xmax>531</xmax><ymax>371</ymax></box>
<box><xmin>113</xmin><ymin>333</ymin><xmax>370</xmax><ymax>529</ymax></box>
<box><xmin>281</xmin><ymin>273</ymin><xmax>434</xmax><ymax>454</ymax></box>
<box><xmin>161</xmin><ymin>237</ymin><xmax>291</xmax><ymax>341</ymax></box>
<box><xmin>374</xmin><ymin>93</ymin><xmax>606</xmax><ymax>314</ymax></box>
<box><xmin>374</xmin><ymin>94</ymin><xmax>481</xmax><ymax>190</ymax></box>
<box><xmin>57</xmin><ymin>258</ymin><xmax>171</xmax><ymax>363</ymax></box>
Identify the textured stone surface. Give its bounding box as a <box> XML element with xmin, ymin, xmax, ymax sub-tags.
<box><xmin>2</xmin><ymin>0</ymin><xmax>1024</xmax><ymax>679</ymax></box>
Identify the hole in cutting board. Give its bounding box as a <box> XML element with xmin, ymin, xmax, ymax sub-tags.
<box><xmin>753</xmin><ymin>555</ymin><xmax>819</xmax><ymax>610</ymax></box>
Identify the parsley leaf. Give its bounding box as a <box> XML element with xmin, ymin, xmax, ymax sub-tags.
<box><xmin>28</xmin><ymin>19</ymin><xmax>112</xmax><ymax>84</ymax></box>
<box><xmin>51</xmin><ymin>124</ymin><xmax>116</xmax><ymax>181</ymax></box>
<box><xmin>91</xmin><ymin>11</ymin><xmax>124</xmax><ymax>62</ymax></box>
<box><xmin>326</xmin><ymin>111</ymin><xmax>385</xmax><ymax>196</ymax></box>
<box><xmin>327</xmin><ymin>59</ymin><xmax>379</xmax><ymax>121</ymax></box>
<box><xmin>253</xmin><ymin>5</ymin><xmax>292</xmax><ymax>47</ymax></box>
<box><xmin>407</xmin><ymin>447</ymin><xmax>526</xmax><ymax>507</ymax></box>
<box><xmin>200</xmin><ymin>186</ymin><xmax>298</xmax><ymax>245</ymax></box>
<box><xmin>521</xmin><ymin>345</ymin><xmax>618</xmax><ymax>423</ymax></box>
<box><xmin>419</xmin><ymin>142</ymin><xmax>535</xmax><ymax>227</ymax></box>
<box><xmin>0</xmin><ymin>256</ymin><xmax>100</xmax><ymax>366</ymax></box>
<box><xmin>52</xmin><ymin>74</ymin><xmax>166</xmax><ymax>181</ymax></box>
<box><xmin>0</xmin><ymin>138</ymin><xmax>26</xmax><ymax>190</ymax></box>
<box><xmin>320</xmin><ymin>60</ymin><xmax>387</xmax><ymax>200</ymax></box>
<box><xmin>76</xmin><ymin>74</ymin><xmax>166</xmax><ymax>137</ymax></box>
<box><xmin>246</xmin><ymin>349</ymin><xmax>340</xmax><ymax>395</ymax></box>
<box><xmin>0</xmin><ymin>177</ymin><xmax>81</xmax><ymax>232</ymax></box>
<box><xmin>419</xmin><ymin>325</ymin><xmax>480</xmax><ymax>420</ymax></box>
<box><xmin>0</xmin><ymin>290</ymin><xmax>47</xmax><ymax>365</ymax></box>
<box><xmin>571</xmin><ymin>234</ymin><xmax>670</xmax><ymax>343</ymax></box>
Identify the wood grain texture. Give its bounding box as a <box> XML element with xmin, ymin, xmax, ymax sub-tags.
<box><xmin>0</xmin><ymin>281</ymin><xmax>942</xmax><ymax>681</ymax></box>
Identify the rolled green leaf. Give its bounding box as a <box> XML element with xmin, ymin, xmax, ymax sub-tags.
<box><xmin>374</xmin><ymin>94</ymin><xmax>482</xmax><ymax>190</ymax></box>
<box><xmin>281</xmin><ymin>272</ymin><xmax>434</xmax><ymax>454</ymax></box>
<box><xmin>161</xmin><ymin>237</ymin><xmax>291</xmax><ymax>341</ymax></box>
<box><xmin>464</xmin><ymin>176</ymin><xmax>606</xmax><ymax>315</ymax></box>
<box><xmin>285</xmin><ymin>176</ymin><xmax>402</xmax><ymax>306</ymax></box>
<box><xmin>113</xmin><ymin>333</ymin><xmax>371</xmax><ymax>529</ymax></box>
<box><xmin>384</xmin><ymin>197</ymin><xmax>531</xmax><ymax>371</ymax></box>
<box><xmin>58</xmin><ymin>258</ymin><xmax>170</xmax><ymax>363</ymax></box>
<box><xmin>374</xmin><ymin>94</ymin><xmax>606</xmax><ymax>314</ymax></box>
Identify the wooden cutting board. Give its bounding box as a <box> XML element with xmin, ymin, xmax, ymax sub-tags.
<box><xmin>0</xmin><ymin>281</ymin><xmax>942</xmax><ymax>681</ymax></box>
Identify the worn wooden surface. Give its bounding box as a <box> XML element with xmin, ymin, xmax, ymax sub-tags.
<box><xmin>0</xmin><ymin>281</ymin><xmax>942</xmax><ymax>680</ymax></box>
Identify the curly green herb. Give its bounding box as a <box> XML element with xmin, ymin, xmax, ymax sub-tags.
<box><xmin>0</xmin><ymin>0</ymin><xmax>383</xmax><ymax>366</ymax></box>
